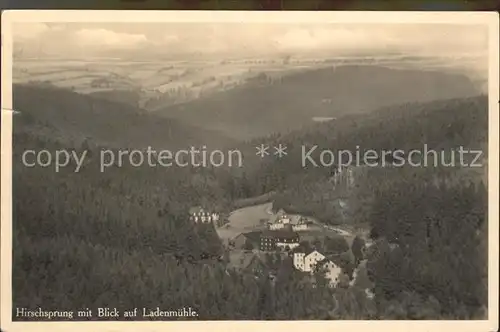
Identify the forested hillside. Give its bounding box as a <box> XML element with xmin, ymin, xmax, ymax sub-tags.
<box><xmin>11</xmin><ymin>85</ymin><xmax>488</xmax><ymax>320</ymax></box>
<box><xmin>157</xmin><ymin>65</ymin><xmax>480</xmax><ymax>139</ymax></box>
<box><xmin>13</xmin><ymin>84</ymin><xmax>236</xmax><ymax>150</ymax></box>
<box><xmin>366</xmin><ymin>180</ymin><xmax>487</xmax><ymax>319</ymax></box>
<box><xmin>227</xmin><ymin>95</ymin><xmax>489</xmax><ymax>318</ymax></box>
<box><xmin>233</xmin><ymin>96</ymin><xmax>488</xmax><ymax>224</ymax></box>
<box><xmin>10</xmin><ymin>86</ymin><xmax>364</xmax><ymax>320</ymax></box>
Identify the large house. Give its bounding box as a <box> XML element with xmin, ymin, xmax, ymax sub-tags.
<box><xmin>189</xmin><ymin>206</ymin><xmax>220</xmax><ymax>224</ymax></box>
<box><xmin>259</xmin><ymin>230</ymin><xmax>300</xmax><ymax>251</ymax></box>
<box><xmin>293</xmin><ymin>249</ymin><xmax>343</xmax><ymax>287</ymax></box>
<box><xmin>293</xmin><ymin>249</ymin><xmax>326</xmax><ymax>272</ymax></box>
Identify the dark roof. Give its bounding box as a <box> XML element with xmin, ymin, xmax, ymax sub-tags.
<box><xmin>290</xmin><ymin>245</ymin><xmax>307</xmax><ymax>254</ymax></box>
<box><xmin>291</xmin><ymin>246</ymin><xmax>317</xmax><ymax>255</ymax></box>
<box><xmin>243</xmin><ymin>231</ymin><xmax>262</xmax><ymax>243</ymax></box>
<box><xmin>261</xmin><ymin>230</ymin><xmax>299</xmax><ymax>240</ymax></box>
<box><xmin>305</xmin><ymin>248</ymin><xmax>322</xmax><ymax>256</ymax></box>
<box><xmin>291</xmin><ymin>243</ymin><xmax>328</xmax><ymax>255</ymax></box>
<box><xmin>233</xmin><ymin>233</ymin><xmax>246</xmax><ymax>240</ymax></box>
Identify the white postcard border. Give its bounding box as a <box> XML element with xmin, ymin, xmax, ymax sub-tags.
<box><xmin>1</xmin><ymin>10</ymin><xmax>498</xmax><ymax>332</ymax></box>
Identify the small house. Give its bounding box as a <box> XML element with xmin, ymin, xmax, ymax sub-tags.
<box><xmin>292</xmin><ymin>223</ymin><xmax>308</xmax><ymax>231</ymax></box>
<box><xmin>268</xmin><ymin>210</ymin><xmax>293</xmax><ymax>230</ymax></box>
<box><xmin>317</xmin><ymin>259</ymin><xmax>343</xmax><ymax>287</ymax></box>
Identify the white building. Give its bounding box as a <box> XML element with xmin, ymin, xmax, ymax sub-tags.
<box><xmin>268</xmin><ymin>210</ymin><xmax>291</xmax><ymax>230</ymax></box>
<box><xmin>293</xmin><ymin>250</ymin><xmax>326</xmax><ymax>272</ymax></box>
<box><xmin>293</xmin><ymin>249</ymin><xmax>342</xmax><ymax>287</ymax></box>
<box><xmin>279</xmin><ymin>215</ymin><xmax>290</xmax><ymax>224</ymax></box>
<box><xmin>365</xmin><ymin>288</ymin><xmax>375</xmax><ymax>299</ymax></box>
<box><xmin>270</xmin><ymin>223</ymin><xmax>285</xmax><ymax>230</ymax></box>
<box><xmin>292</xmin><ymin>223</ymin><xmax>308</xmax><ymax>231</ymax></box>
<box><xmin>319</xmin><ymin>260</ymin><xmax>343</xmax><ymax>287</ymax></box>
<box><xmin>189</xmin><ymin>207</ymin><xmax>220</xmax><ymax>224</ymax></box>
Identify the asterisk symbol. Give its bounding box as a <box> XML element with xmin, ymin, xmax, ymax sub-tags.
<box><xmin>274</xmin><ymin>144</ymin><xmax>287</xmax><ymax>158</ymax></box>
<box><xmin>256</xmin><ymin>144</ymin><xmax>270</xmax><ymax>158</ymax></box>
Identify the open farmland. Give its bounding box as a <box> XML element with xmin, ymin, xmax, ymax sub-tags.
<box><xmin>14</xmin><ymin>53</ymin><xmax>485</xmax><ymax>110</ymax></box>
<box><xmin>13</xmin><ymin>58</ymin><xmax>326</xmax><ymax>109</ymax></box>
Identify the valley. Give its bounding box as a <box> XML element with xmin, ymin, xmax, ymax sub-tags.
<box><xmin>14</xmin><ymin>53</ymin><xmax>486</xmax><ymax>123</ymax></box>
<box><xmin>7</xmin><ymin>17</ymin><xmax>494</xmax><ymax>322</ymax></box>
<box><xmin>10</xmin><ymin>63</ymin><xmax>489</xmax><ymax>320</ymax></box>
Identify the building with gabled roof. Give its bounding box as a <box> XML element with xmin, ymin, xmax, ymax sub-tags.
<box><xmin>316</xmin><ymin>259</ymin><xmax>343</xmax><ymax>287</ymax></box>
<box><xmin>292</xmin><ymin>247</ymin><xmax>344</xmax><ymax>287</ymax></box>
<box><xmin>260</xmin><ymin>230</ymin><xmax>300</xmax><ymax>251</ymax></box>
<box><xmin>293</xmin><ymin>248</ymin><xmax>326</xmax><ymax>273</ymax></box>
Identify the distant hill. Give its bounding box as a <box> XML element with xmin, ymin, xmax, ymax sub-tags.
<box><xmin>156</xmin><ymin>65</ymin><xmax>481</xmax><ymax>140</ymax></box>
<box><xmin>13</xmin><ymin>84</ymin><xmax>236</xmax><ymax>150</ymax></box>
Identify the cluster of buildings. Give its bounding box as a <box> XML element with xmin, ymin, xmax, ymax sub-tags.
<box><xmin>229</xmin><ymin>231</ymin><xmax>344</xmax><ymax>287</ymax></box>
<box><xmin>267</xmin><ymin>209</ymin><xmax>312</xmax><ymax>232</ymax></box>
<box><xmin>229</xmin><ymin>225</ymin><xmax>344</xmax><ymax>287</ymax></box>
<box><xmin>226</xmin><ymin>228</ymin><xmax>373</xmax><ymax>291</ymax></box>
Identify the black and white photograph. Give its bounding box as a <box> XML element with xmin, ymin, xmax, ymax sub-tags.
<box><xmin>1</xmin><ymin>10</ymin><xmax>498</xmax><ymax>332</ymax></box>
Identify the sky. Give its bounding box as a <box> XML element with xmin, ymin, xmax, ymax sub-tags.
<box><xmin>12</xmin><ymin>22</ymin><xmax>489</xmax><ymax>60</ymax></box>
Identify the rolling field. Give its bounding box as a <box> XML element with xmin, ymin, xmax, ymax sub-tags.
<box><xmin>13</xmin><ymin>54</ymin><xmax>486</xmax><ymax>111</ymax></box>
<box><xmin>13</xmin><ymin>58</ymin><xmax>325</xmax><ymax>109</ymax></box>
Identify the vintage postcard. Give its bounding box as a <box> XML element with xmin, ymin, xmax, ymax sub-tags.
<box><xmin>1</xmin><ymin>10</ymin><xmax>499</xmax><ymax>332</ymax></box>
